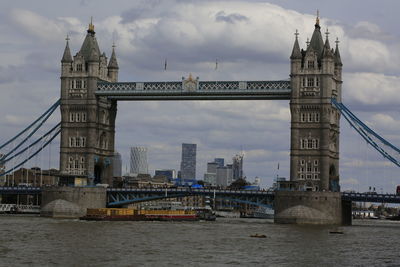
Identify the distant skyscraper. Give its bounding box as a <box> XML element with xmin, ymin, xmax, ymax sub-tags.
<box><xmin>214</xmin><ymin>158</ymin><xmax>224</xmax><ymax>168</ymax></box>
<box><xmin>130</xmin><ymin>147</ymin><xmax>148</xmax><ymax>175</ymax></box>
<box><xmin>180</xmin><ymin>143</ymin><xmax>197</xmax><ymax>179</ymax></box>
<box><xmin>113</xmin><ymin>152</ymin><xmax>122</xmax><ymax>177</ymax></box>
<box><xmin>204</xmin><ymin>161</ymin><xmax>218</xmax><ymax>185</ymax></box>
<box><xmin>216</xmin><ymin>165</ymin><xmax>233</xmax><ymax>187</ymax></box>
<box><xmin>232</xmin><ymin>154</ymin><xmax>244</xmax><ymax>180</ymax></box>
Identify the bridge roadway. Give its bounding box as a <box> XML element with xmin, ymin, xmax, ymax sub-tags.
<box><xmin>1</xmin><ymin>187</ymin><xmax>400</xmax><ymax>205</ymax></box>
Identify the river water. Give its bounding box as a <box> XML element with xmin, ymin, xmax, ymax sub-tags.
<box><xmin>0</xmin><ymin>215</ymin><xmax>399</xmax><ymax>267</ymax></box>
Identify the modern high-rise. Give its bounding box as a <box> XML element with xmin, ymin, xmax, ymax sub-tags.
<box><xmin>214</xmin><ymin>158</ymin><xmax>224</xmax><ymax>168</ymax></box>
<box><xmin>216</xmin><ymin>165</ymin><xmax>233</xmax><ymax>187</ymax></box>
<box><xmin>130</xmin><ymin>147</ymin><xmax>148</xmax><ymax>175</ymax></box>
<box><xmin>113</xmin><ymin>152</ymin><xmax>122</xmax><ymax>177</ymax></box>
<box><xmin>180</xmin><ymin>143</ymin><xmax>196</xmax><ymax>180</ymax></box>
<box><xmin>204</xmin><ymin>161</ymin><xmax>218</xmax><ymax>185</ymax></box>
<box><xmin>232</xmin><ymin>154</ymin><xmax>244</xmax><ymax>180</ymax></box>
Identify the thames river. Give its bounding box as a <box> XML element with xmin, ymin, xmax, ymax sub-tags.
<box><xmin>0</xmin><ymin>215</ymin><xmax>399</xmax><ymax>266</ymax></box>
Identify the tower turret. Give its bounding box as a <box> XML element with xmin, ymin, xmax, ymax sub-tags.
<box><xmin>108</xmin><ymin>44</ymin><xmax>119</xmax><ymax>82</ymax></box>
<box><xmin>321</xmin><ymin>29</ymin><xmax>334</xmax><ymax>75</ymax></box>
<box><xmin>61</xmin><ymin>36</ymin><xmax>73</xmax><ymax>77</ymax></box>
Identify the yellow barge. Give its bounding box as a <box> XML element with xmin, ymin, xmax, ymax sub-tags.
<box><xmin>80</xmin><ymin>207</ymin><xmax>199</xmax><ymax>221</ymax></box>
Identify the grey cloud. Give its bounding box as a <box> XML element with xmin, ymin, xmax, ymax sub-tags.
<box><xmin>215</xmin><ymin>11</ymin><xmax>249</xmax><ymax>24</ymax></box>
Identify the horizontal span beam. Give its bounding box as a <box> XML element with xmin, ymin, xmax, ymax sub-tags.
<box><xmin>96</xmin><ymin>80</ymin><xmax>292</xmax><ymax>101</ymax></box>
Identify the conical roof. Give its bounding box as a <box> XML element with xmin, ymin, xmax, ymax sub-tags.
<box><xmin>290</xmin><ymin>32</ymin><xmax>302</xmax><ymax>60</ymax></box>
<box><xmin>108</xmin><ymin>46</ymin><xmax>119</xmax><ymax>69</ymax></box>
<box><xmin>322</xmin><ymin>35</ymin><xmax>333</xmax><ymax>58</ymax></box>
<box><xmin>308</xmin><ymin>24</ymin><xmax>324</xmax><ymax>58</ymax></box>
<box><xmin>79</xmin><ymin>22</ymin><xmax>101</xmax><ymax>62</ymax></box>
<box><xmin>334</xmin><ymin>39</ymin><xmax>342</xmax><ymax>66</ymax></box>
<box><xmin>61</xmin><ymin>39</ymin><xmax>73</xmax><ymax>63</ymax></box>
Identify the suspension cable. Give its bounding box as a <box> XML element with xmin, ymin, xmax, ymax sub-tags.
<box><xmin>332</xmin><ymin>98</ymin><xmax>400</xmax><ymax>167</ymax></box>
<box><xmin>0</xmin><ymin>129</ymin><xmax>61</xmax><ymax>177</ymax></box>
<box><xmin>0</xmin><ymin>123</ymin><xmax>60</xmax><ymax>164</ymax></box>
<box><xmin>0</xmin><ymin>99</ymin><xmax>60</xmax><ymax>150</ymax></box>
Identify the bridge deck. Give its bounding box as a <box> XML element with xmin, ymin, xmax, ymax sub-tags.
<box><xmin>96</xmin><ymin>80</ymin><xmax>292</xmax><ymax>100</ymax></box>
<box><xmin>2</xmin><ymin>187</ymin><xmax>400</xmax><ymax>204</ymax></box>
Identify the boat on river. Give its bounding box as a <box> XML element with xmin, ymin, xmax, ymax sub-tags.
<box><xmin>80</xmin><ymin>202</ymin><xmax>203</xmax><ymax>221</ymax></box>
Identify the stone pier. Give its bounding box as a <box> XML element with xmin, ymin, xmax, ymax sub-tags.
<box><xmin>41</xmin><ymin>187</ymin><xmax>106</xmax><ymax>218</ymax></box>
<box><xmin>274</xmin><ymin>191</ymin><xmax>351</xmax><ymax>225</ymax></box>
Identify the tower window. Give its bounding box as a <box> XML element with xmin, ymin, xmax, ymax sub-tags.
<box><xmin>307</xmin><ymin>61</ymin><xmax>315</xmax><ymax>69</ymax></box>
<box><xmin>82</xmin><ymin>113</ymin><xmax>87</xmax><ymax>122</ymax></box>
<box><xmin>308</xmin><ymin>139</ymin><xmax>313</xmax><ymax>149</ymax></box>
<box><xmin>316</xmin><ymin>77</ymin><xmax>320</xmax><ymax>87</ymax></box>
<box><xmin>308</xmin><ymin>113</ymin><xmax>313</xmax><ymax>122</ymax></box>
<box><xmin>76</xmin><ymin>64</ymin><xmax>83</xmax><ymax>71</ymax></box>
<box><xmin>76</xmin><ymin>113</ymin><xmax>80</xmax><ymax>122</ymax></box>
<box><xmin>315</xmin><ymin>113</ymin><xmax>320</xmax><ymax>122</ymax></box>
<box><xmin>307</xmin><ymin>77</ymin><xmax>314</xmax><ymax>87</ymax></box>
<box><xmin>76</xmin><ymin>80</ymin><xmax>82</xmax><ymax>89</ymax></box>
<box><xmin>302</xmin><ymin>77</ymin><xmax>306</xmax><ymax>87</ymax></box>
<box><xmin>81</xmin><ymin>137</ymin><xmax>86</xmax><ymax>147</ymax></box>
<box><xmin>301</xmin><ymin>113</ymin><xmax>306</xmax><ymax>122</ymax></box>
<box><xmin>314</xmin><ymin>160</ymin><xmax>318</xmax><ymax>166</ymax></box>
<box><xmin>69</xmin><ymin>113</ymin><xmax>74</xmax><ymax>122</ymax></box>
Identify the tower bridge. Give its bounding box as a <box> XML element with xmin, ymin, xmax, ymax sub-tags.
<box><xmin>58</xmin><ymin>15</ymin><xmax>342</xmax><ymax>194</ymax></box>
<box><xmin>1</xmin><ymin>14</ymin><xmax>400</xmax><ymax>224</ymax></box>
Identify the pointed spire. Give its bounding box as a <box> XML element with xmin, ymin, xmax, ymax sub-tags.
<box><xmin>316</xmin><ymin>9</ymin><xmax>320</xmax><ymax>28</ymax></box>
<box><xmin>290</xmin><ymin>29</ymin><xmax>302</xmax><ymax>59</ymax></box>
<box><xmin>61</xmin><ymin>35</ymin><xmax>73</xmax><ymax>63</ymax></box>
<box><xmin>79</xmin><ymin>18</ymin><xmax>101</xmax><ymax>61</ymax></box>
<box><xmin>108</xmin><ymin>43</ymin><xmax>119</xmax><ymax>69</ymax></box>
<box><xmin>88</xmin><ymin>16</ymin><xmax>95</xmax><ymax>34</ymax></box>
<box><xmin>334</xmin><ymin>38</ymin><xmax>342</xmax><ymax>66</ymax></box>
<box><xmin>308</xmin><ymin>11</ymin><xmax>324</xmax><ymax>58</ymax></box>
<box><xmin>322</xmin><ymin>28</ymin><xmax>333</xmax><ymax>57</ymax></box>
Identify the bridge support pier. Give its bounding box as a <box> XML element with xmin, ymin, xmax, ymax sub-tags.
<box><xmin>274</xmin><ymin>191</ymin><xmax>350</xmax><ymax>225</ymax></box>
<box><xmin>41</xmin><ymin>187</ymin><xmax>106</xmax><ymax>218</ymax></box>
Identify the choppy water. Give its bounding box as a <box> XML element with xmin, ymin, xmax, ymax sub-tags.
<box><xmin>0</xmin><ymin>215</ymin><xmax>399</xmax><ymax>266</ymax></box>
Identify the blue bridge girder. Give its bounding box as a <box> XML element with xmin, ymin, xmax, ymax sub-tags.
<box><xmin>95</xmin><ymin>80</ymin><xmax>292</xmax><ymax>101</ymax></box>
<box><xmin>1</xmin><ymin>187</ymin><xmax>400</xmax><ymax>205</ymax></box>
<box><xmin>106</xmin><ymin>188</ymin><xmax>275</xmax><ymax>208</ymax></box>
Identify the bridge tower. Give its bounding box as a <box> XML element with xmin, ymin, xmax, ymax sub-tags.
<box><xmin>289</xmin><ymin>15</ymin><xmax>342</xmax><ymax>192</ymax></box>
<box><xmin>59</xmin><ymin>21</ymin><xmax>118</xmax><ymax>185</ymax></box>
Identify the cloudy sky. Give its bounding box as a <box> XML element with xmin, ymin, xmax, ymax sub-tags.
<box><xmin>1</xmin><ymin>0</ymin><xmax>400</xmax><ymax>192</ymax></box>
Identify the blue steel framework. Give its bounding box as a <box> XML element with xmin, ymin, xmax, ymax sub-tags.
<box><xmin>2</xmin><ymin>187</ymin><xmax>400</xmax><ymax>206</ymax></box>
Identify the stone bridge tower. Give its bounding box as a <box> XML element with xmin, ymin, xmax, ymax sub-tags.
<box><xmin>289</xmin><ymin>16</ymin><xmax>342</xmax><ymax>192</ymax></box>
<box><xmin>60</xmin><ymin>21</ymin><xmax>118</xmax><ymax>186</ymax></box>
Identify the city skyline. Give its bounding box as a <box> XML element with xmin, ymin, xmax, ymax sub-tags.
<box><xmin>0</xmin><ymin>1</ymin><xmax>400</xmax><ymax>192</ymax></box>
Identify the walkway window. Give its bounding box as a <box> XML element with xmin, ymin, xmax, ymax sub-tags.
<box><xmin>315</xmin><ymin>113</ymin><xmax>320</xmax><ymax>122</ymax></box>
<box><xmin>301</xmin><ymin>113</ymin><xmax>306</xmax><ymax>122</ymax></box>
<box><xmin>307</xmin><ymin>77</ymin><xmax>314</xmax><ymax>87</ymax></box>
